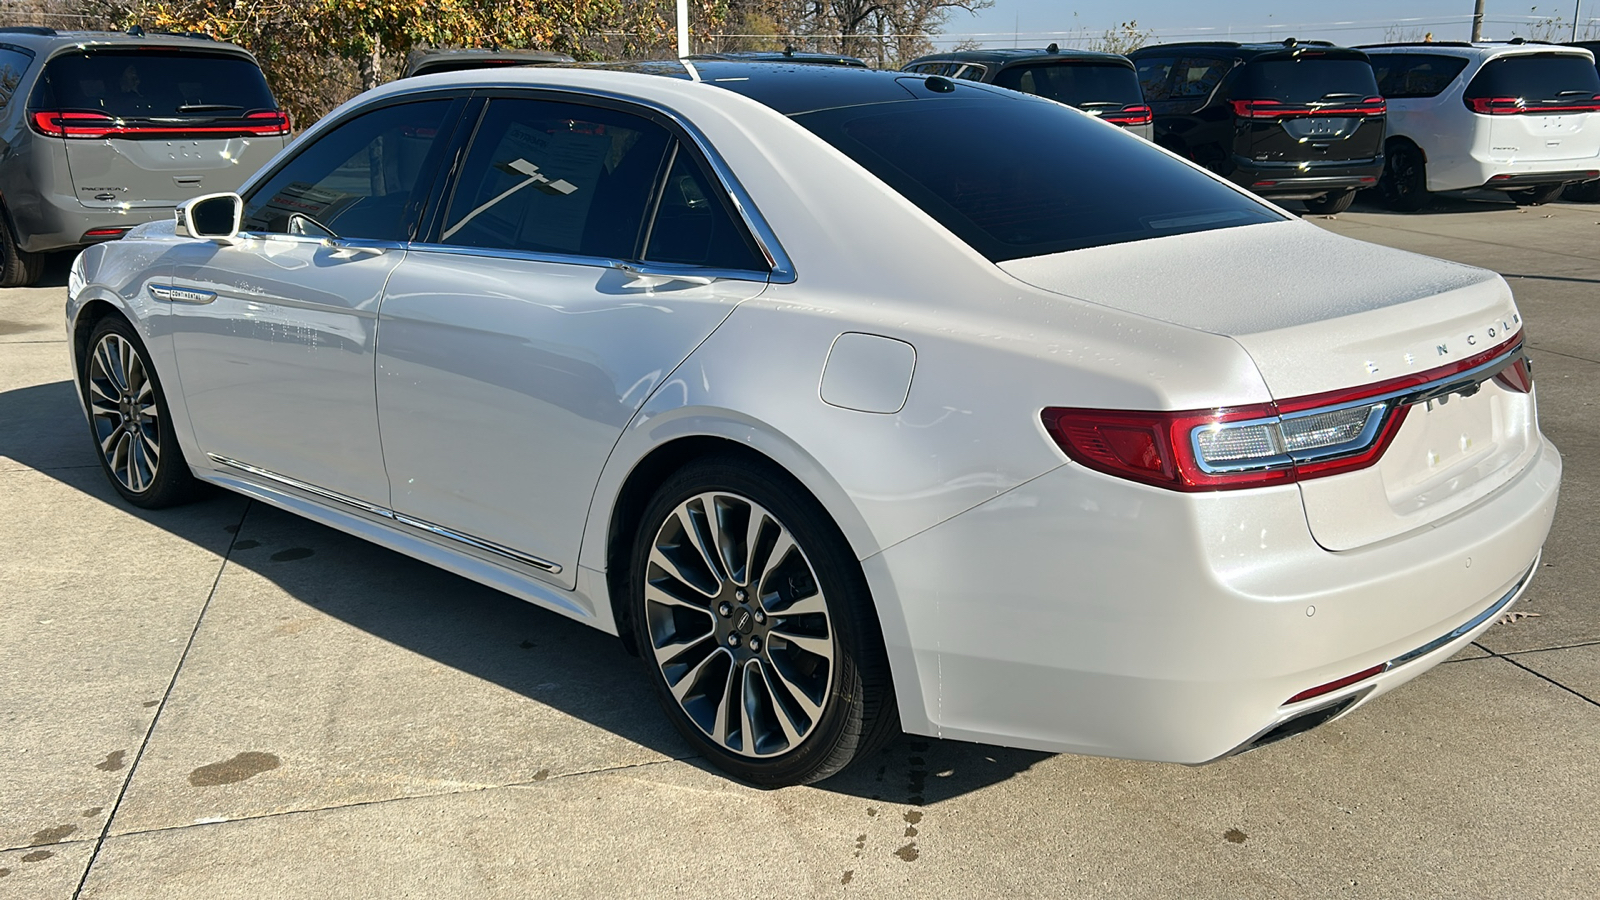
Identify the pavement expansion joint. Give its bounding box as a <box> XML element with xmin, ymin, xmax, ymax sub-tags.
<box><xmin>70</xmin><ymin>501</ymin><xmax>254</xmax><ymax>900</ymax></box>
<box><xmin>1524</xmin><ymin>346</ymin><xmax>1600</xmax><ymax>367</ymax></box>
<box><xmin>103</xmin><ymin>754</ymin><xmax>703</xmax><ymax>842</ymax></box>
<box><xmin>1472</xmin><ymin>642</ymin><xmax>1600</xmax><ymax>709</ymax></box>
<box><xmin>1346</xmin><ymin>217</ymin><xmax>1600</xmax><ymax>264</ymax></box>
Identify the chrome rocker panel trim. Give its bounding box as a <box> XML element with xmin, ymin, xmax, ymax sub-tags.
<box><xmin>206</xmin><ymin>453</ymin><xmax>563</xmax><ymax>574</ymax></box>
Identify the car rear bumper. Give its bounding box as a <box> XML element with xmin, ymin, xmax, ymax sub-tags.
<box><xmin>1479</xmin><ymin>169</ymin><xmax>1600</xmax><ymax>191</ymax></box>
<box><xmin>1229</xmin><ymin>156</ymin><xmax>1382</xmax><ymax>198</ymax></box>
<box><xmin>868</xmin><ymin>434</ymin><xmax>1561</xmax><ymax>763</ymax></box>
<box><xmin>14</xmin><ymin>190</ymin><xmax>173</xmax><ymax>254</ymax></box>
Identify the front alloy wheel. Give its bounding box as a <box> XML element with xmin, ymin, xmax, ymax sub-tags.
<box><xmin>82</xmin><ymin>317</ymin><xmax>199</xmax><ymax>508</ymax></box>
<box><xmin>632</xmin><ymin>457</ymin><xmax>896</xmax><ymax>786</ymax></box>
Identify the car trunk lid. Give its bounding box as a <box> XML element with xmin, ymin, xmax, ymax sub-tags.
<box><xmin>1232</xmin><ymin>49</ymin><xmax>1386</xmax><ymax>168</ymax></box>
<box><xmin>1464</xmin><ymin>51</ymin><xmax>1600</xmax><ymax>166</ymax></box>
<box><xmin>999</xmin><ymin>220</ymin><xmax>1539</xmax><ymax>550</ymax></box>
<box><xmin>30</xmin><ymin>46</ymin><xmax>289</xmax><ymax>209</ymax></box>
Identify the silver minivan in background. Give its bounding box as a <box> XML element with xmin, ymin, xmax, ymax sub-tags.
<box><xmin>0</xmin><ymin>26</ymin><xmax>290</xmax><ymax>285</ymax></box>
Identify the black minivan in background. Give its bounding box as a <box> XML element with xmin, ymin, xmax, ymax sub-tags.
<box><xmin>903</xmin><ymin>47</ymin><xmax>1154</xmax><ymax>139</ymax></box>
<box><xmin>1129</xmin><ymin>39</ymin><xmax>1387</xmax><ymax>214</ymax></box>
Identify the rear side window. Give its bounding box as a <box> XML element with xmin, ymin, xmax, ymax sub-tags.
<box><xmin>793</xmin><ymin>96</ymin><xmax>1283</xmax><ymax>262</ymax></box>
<box><xmin>1371</xmin><ymin>54</ymin><xmax>1469</xmax><ymax>98</ymax></box>
<box><xmin>32</xmin><ymin>49</ymin><xmax>276</xmax><ymax>118</ymax></box>
<box><xmin>643</xmin><ymin>145</ymin><xmax>766</xmax><ymax>271</ymax></box>
<box><xmin>0</xmin><ymin>46</ymin><xmax>31</xmax><ymax>110</ymax></box>
<box><xmin>438</xmin><ymin>97</ymin><xmax>672</xmax><ymax>260</ymax></box>
<box><xmin>1465</xmin><ymin>53</ymin><xmax>1600</xmax><ymax>105</ymax></box>
<box><xmin>992</xmin><ymin>63</ymin><xmax>1143</xmax><ymax>106</ymax></box>
<box><xmin>1170</xmin><ymin>57</ymin><xmax>1229</xmax><ymax>99</ymax></box>
<box><xmin>1240</xmin><ymin>54</ymin><xmax>1380</xmax><ymax>103</ymax></box>
<box><xmin>1135</xmin><ymin>57</ymin><xmax>1176</xmax><ymax>100</ymax></box>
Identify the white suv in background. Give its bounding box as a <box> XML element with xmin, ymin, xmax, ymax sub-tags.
<box><xmin>1362</xmin><ymin>42</ymin><xmax>1600</xmax><ymax>209</ymax></box>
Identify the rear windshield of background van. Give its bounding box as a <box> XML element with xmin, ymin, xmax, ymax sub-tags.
<box><xmin>992</xmin><ymin>63</ymin><xmax>1143</xmax><ymax>107</ymax></box>
<box><xmin>1464</xmin><ymin>53</ymin><xmax>1600</xmax><ymax>104</ymax></box>
<box><xmin>1241</xmin><ymin>55</ymin><xmax>1380</xmax><ymax>104</ymax></box>
<box><xmin>34</xmin><ymin>49</ymin><xmax>276</xmax><ymax>118</ymax></box>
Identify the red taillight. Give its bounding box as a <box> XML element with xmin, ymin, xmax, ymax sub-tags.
<box><xmin>1469</xmin><ymin>94</ymin><xmax>1600</xmax><ymax>115</ymax></box>
<box><xmin>1285</xmin><ymin>664</ymin><xmax>1386</xmax><ymax>705</ymax></box>
<box><xmin>1100</xmin><ymin>104</ymin><xmax>1153</xmax><ymax>126</ymax></box>
<box><xmin>81</xmin><ymin>227</ymin><xmax>131</xmax><ymax>239</ymax></box>
<box><xmin>30</xmin><ymin>108</ymin><xmax>290</xmax><ymax>139</ymax></box>
<box><xmin>1233</xmin><ymin>97</ymin><xmax>1386</xmax><ymax>119</ymax></box>
<box><xmin>1042</xmin><ymin>333</ymin><xmax>1527</xmax><ymax>492</ymax></box>
<box><xmin>1467</xmin><ymin>96</ymin><xmax>1524</xmax><ymax>115</ymax></box>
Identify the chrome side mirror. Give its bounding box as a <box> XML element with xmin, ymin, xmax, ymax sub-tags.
<box><xmin>175</xmin><ymin>193</ymin><xmax>243</xmax><ymax>244</ymax></box>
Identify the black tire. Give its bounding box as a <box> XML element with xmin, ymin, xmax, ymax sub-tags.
<box><xmin>1564</xmin><ymin>179</ymin><xmax>1600</xmax><ymax>203</ymax></box>
<box><xmin>629</xmin><ymin>454</ymin><xmax>898</xmax><ymax>786</ymax></box>
<box><xmin>81</xmin><ymin>316</ymin><xmax>201</xmax><ymax>508</ymax></box>
<box><xmin>1304</xmin><ymin>189</ymin><xmax>1357</xmax><ymax>215</ymax></box>
<box><xmin>1510</xmin><ymin>183</ymin><xmax>1565</xmax><ymax>206</ymax></box>
<box><xmin>1378</xmin><ymin>143</ymin><xmax>1429</xmax><ymax>212</ymax></box>
<box><xmin>0</xmin><ymin>207</ymin><xmax>44</xmax><ymax>287</ymax></box>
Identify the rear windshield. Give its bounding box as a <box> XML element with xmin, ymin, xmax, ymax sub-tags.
<box><xmin>33</xmin><ymin>49</ymin><xmax>276</xmax><ymax>117</ymax></box>
<box><xmin>1465</xmin><ymin>53</ymin><xmax>1600</xmax><ymax>103</ymax></box>
<box><xmin>793</xmin><ymin>96</ymin><xmax>1282</xmax><ymax>262</ymax></box>
<box><xmin>992</xmin><ymin>62</ymin><xmax>1144</xmax><ymax>107</ymax></box>
<box><xmin>1241</xmin><ymin>54</ymin><xmax>1380</xmax><ymax>103</ymax></box>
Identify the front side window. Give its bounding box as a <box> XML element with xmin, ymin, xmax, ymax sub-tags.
<box><xmin>437</xmin><ymin>97</ymin><xmax>671</xmax><ymax>260</ymax></box>
<box><xmin>0</xmin><ymin>46</ymin><xmax>32</xmax><ymax>110</ymax></box>
<box><xmin>1372</xmin><ymin>53</ymin><xmax>1469</xmax><ymax>98</ymax></box>
<box><xmin>794</xmin><ymin>95</ymin><xmax>1283</xmax><ymax>262</ymax></box>
<box><xmin>242</xmin><ymin>99</ymin><xmax>453</xmax><ymax>241</ymax></box>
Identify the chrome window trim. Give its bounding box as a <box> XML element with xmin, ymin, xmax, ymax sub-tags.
<box><xmin>402</xmin><ymin>241</ymin><xmax>770</xmax><ymax>284</ymax></box>
<box><xmin>207</xmin><ymin>453</ymin><xmax>563</xmax><ymax>574</ymax></box>
<box><xmin>1190</xmin><ymin>341</ymin><xmax>1526</xmax><ymax>475</ymax></box>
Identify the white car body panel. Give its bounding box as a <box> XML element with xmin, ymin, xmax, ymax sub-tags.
<box><xmin>1368</xmin><ymin>44</ymin><xmax>1600</xmax><ymax>192</ymax></box>
<box><xmin>66</xmin><ymin>65</ymin><xmax>1562</xmax><ymax>764</ymax></box>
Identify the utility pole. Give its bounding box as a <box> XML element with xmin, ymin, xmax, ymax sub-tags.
<box><xmin>1471</xmin><ymin>0</ymin><xmax>1485</xmax><ymax>41</ymax></box>
<box><xmin>1577</xmin><ymin>1</ymin><xmax>1584</xmax><ymax>41</ymax></box>
<box><xmin>677</xmin><ymin>0</ymin><xmax>689</xmax><ymax>58</ymax></box>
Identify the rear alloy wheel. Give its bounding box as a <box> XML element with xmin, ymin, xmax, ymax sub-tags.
<box><xmin>1304</xmin><ymin>189</ymin><xmax>1356</xmax><ymax>215</ymax></box>
<box><xmin>632</xmin><ymin>457</ymin><xmax>896</xmax><ymax>786</ymax></box>
<box><xmin>83</xmin><ymin>317</ymin><xmax>200</xmax><ymax>508</ymax></box>
<box><xmin>0</xmin><ymin>209</ymin><xmax>44</xmax><ymax>287</ymax></box>
<box><xmin>1378</xmin><ymin>144</ymin><xmax>1429</xmax><ymax>212</ymax></box>
<box><xmin>1510</xmin><ymin>183</ymin><xmax>1565</xmax><ymax>206</ymax></box>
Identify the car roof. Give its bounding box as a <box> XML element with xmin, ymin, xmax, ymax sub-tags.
<box><xmin>907</xmin><ymin>47</ymin><xmax>1132</xmax><ymax>66</ymax></box>
<box><xmin>1358</xmin><ymin>41</ymin><xmax>1595</xmax><ymax>60</ymax></box>
<box><xmin>0</xmin><ymin>26</ymin><xmax>254</xmax><ymax>56</ymax></box>
<box><xmin>1130</xmin><ymin>39</ymin><xmax>1365</xmax><ymax>59</ymax></box>
<box><xmin>396</xmin><ymin>60</ymin><xmax>1010</xmax><ymax>118</ymax></box>
<box><xmin>683</xmin><ymin>50</ymin><xmax>868</xmax><ymax>67</ymax></box>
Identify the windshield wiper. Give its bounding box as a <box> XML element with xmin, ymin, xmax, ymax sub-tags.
<box><xmin>176</xmin><ymin>103</ymin><xmax>244</xmax><ymax>112</ymax></box>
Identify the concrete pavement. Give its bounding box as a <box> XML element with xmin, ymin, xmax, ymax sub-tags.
<box><xmin>3</xmin><ymin>197</ymin><xmax>1597</xmax><ymax>899</ymax></box>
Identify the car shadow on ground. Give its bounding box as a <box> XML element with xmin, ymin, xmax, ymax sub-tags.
<box><xmin>0</xmin><ymin>377</ymin><xmax>1051</xmax><ymax>804</ymax></box>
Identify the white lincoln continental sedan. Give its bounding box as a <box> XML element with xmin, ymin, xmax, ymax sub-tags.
<box><xmin>66</xmin><ymin>62</ymin><xmax>1560</xmax><ymax>786</ymax></box>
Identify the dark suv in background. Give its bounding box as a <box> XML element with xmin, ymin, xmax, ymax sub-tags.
<box><xmin>903</xmin><ymin>46</ymin><xmax>1153</xmax><ymax>138</ymax></box>
<box><xmin>1129</xmin><ymin>39</ymin><xmax>1387</xmax><ymax>213</ymax></box>
<box><xmin>0</xmin><ymin>26</ymin><xmax>289</xmax><ymax>285</ymax></box>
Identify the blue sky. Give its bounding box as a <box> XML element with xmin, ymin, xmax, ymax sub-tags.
<box><xmin>939</xmin><ymin>1</ymin><xmax>1599</xmax><ymax>49</ymax></box>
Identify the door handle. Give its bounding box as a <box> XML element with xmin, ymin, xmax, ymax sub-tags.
<box><xmin>614</xmin><ymin>262</ymin><xmax>714</xmax><ymax>289</ymax></box>
<box><xmin>323</xmin><ymin>239</ymin><xmax>388</xmax><ymax>259</ymax></box>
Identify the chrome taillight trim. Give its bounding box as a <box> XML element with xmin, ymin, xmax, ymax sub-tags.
<box><xmin>1190</xmin><ymin>341</ymin><xmax>1527</xmax><ymax>476</ymax></box>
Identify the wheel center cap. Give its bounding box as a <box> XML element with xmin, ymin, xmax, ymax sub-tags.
<box><xmin>733</xmin><ymin>608</ymin><xmax>754</xmax><ymax>635</ymax></box>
